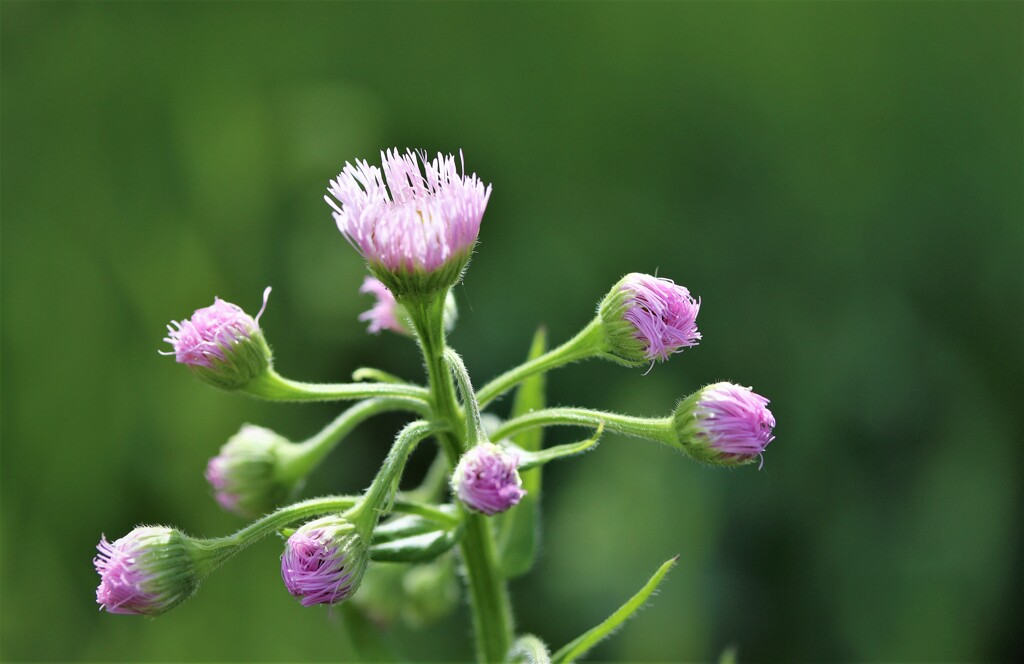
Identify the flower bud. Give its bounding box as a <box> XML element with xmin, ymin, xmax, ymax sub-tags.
<box><xmin>452</xmin><ymin>443</ymin><xmax>526</xmax><ymax>516</ymax></box>
<box><xmin>94</xmin><ymin>526</ymin><xmax>205</xmax><ymax>616</ymax></box>
<box><xmin>162</xmin><ymin>287</ymin><xmax>273</xmax><ymax>390</ymax></box>
<box><xmin>598</xmin><ymin>273</ymin><xmax>701</xmax><ymax>367</ymax></box>
<box><xmin>205</xmin><ymin>424</ymin><xmax>296</xmax><ymax>518</ymax></box>
<box><xmin>326</xmin><ymin>149</ymin><xmax>491</xmax><ymax>297</ymax></box>
<box><xmin>359</xmin><ymin>277</ymin><xmax>457</xmax><ymax>336</ymax></box>
<box><xmin>673</xmin><ymin>382</ymin><xmax>776</xmax><ymax>466</ymax></box>
<box><xmin>281</xmin><ymin>515</ymin><xmax>368</xmax><ymax>606</ymax></box>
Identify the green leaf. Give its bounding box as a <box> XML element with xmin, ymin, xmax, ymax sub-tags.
<box><xmin>513</xmin><ymin>421</ymin><xmax>603</xmax><ymax>471</ymax></box>
<box><xmin>496</xmin><ymin>326</ymin><xmax>547</xmax><ymax>578</ymax></box>
<box><xmin>507</xmin><ymin>634</ymin><xmax>552</xmax><ymax>664</ymax></box>
<box><xmin>369</xmin><ymin>524</ymin><xmax>464</xmax><ymax>563</ymax></box>
<box><xmin>551</xmin><ymin>556</ymin><xmax>679</xmax><ymax>664</ymax></box>
<box><xmin>719</xmin><ymin>645</ymin><xmax>739</xmax><ymax>664</ymax></box>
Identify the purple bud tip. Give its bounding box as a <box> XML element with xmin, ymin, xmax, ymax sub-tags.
<box><xmin>281</xmin><ymin>518</ymin><xmax>365</xmax><ymax>607</ymax></box>
<box><xmin>204</xmin><ymin>455</ymin><xmax>242</xmax><ymax>512</ymax></box>
<box><xmin>695</xmin><ymin>383</ymin><xmax>776</xmax><ymax>460</ymax></box>
<box><xmin>358</xmin><ymin>277</ymin><xmax>407</xmax><ymax>335</ymax></box>
<box><xmin>453</xmin><ymin>443</ymin><xmax>526</xmax><ymax>516</ymax></box>
<box><xmin>94</xmin><ymin>527</ymin><xmax>194</xmax><ymax>616</ymax></box>
<box><xmin>621</xmin><ymin>273</ymin><xmax>701</xmax><ymax>362</ymax></box>
<box><xmin>325</xmin><ymin>149</ymin><xmax>491</xmax><ymax>274</ymax></box>
<box><xmin>95</xmin><ymin>535</ymin><xmax>160</xmax><ymax>615</ymax></box>
<box><xmin>162</xmin><ymin>287</ymin><xmax>271</xmax><ymax>368</ymax></box>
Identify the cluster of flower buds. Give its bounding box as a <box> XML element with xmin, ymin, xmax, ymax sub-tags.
<box><xmin>96</xmin><ymin>143</ymin><xmax>777</xmax><ymax>664</ymax></box>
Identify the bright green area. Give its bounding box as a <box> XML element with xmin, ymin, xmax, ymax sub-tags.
<box><xmin>1</xmin><ymin>1</ymin><xmax>1021</xmax><ymax>662</ymax></box>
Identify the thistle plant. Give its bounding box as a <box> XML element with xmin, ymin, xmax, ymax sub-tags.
<box><xmin>95</xmin><ymin>148</ymin><xmax>776</xmax><ymax>662</ymax></box>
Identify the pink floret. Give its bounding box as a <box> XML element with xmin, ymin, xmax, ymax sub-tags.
<box><xmin>358</xmin><ymin>277</ymin><xmax>405</xmax><ymax>334</ymax></box>
<box><xmin>94</xmin><ymin>534</ymin><xmax>159</xmax><ymax>615</ymax></box>
<box><xmin>163</xmin><ymin>290</ymin><xmax>268</xmax><ymax>368</ymax></box>
<box><xmin>326</xmin><ymin>149</ymin><xmax>491</xmax><ymax>274</ymax></box>
<box><xmin>454</xmin><ymin>444</ymin><xmax>526</xmax><ymax>516</ymax></box>
<box><xmin>696</xmin><ymin>384</ymin><xmax>776</xmax><ymax>459</ymax></box>
<box><xmin>621</xmin><ymin>274</ymin><xmax>701</xmax><ymax>362</ymax></box>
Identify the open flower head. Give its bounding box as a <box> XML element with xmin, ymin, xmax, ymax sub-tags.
<box><xmin>281</xmin><ymin>515</ymin><xmax>368</xmax><ymax>607</ymax></box>
<box><xmin>452</xmin><ymin>443</ymin><xmax>526</xmax><ymax>516</ymax></box>
<box><xmin>673</xmin><ymin>382</ymin><xmax>776</xmax><ymax>467</ymax></box>
<box><xmin>206</xmin><ymin>424</ymin><xmax>296</xmax><ymax>518</ymax></box>
<box><xmin>599</xmin><ymin>273</ymin><xmax>701</xmax><ymax>367</ymax></box>
<box><xmin>162</xmin><ymin>287</ymin><xmax>273</xmax><ymax>390</ymax></box>
<box><xmin>94</xmin><ymin>527</ymin><xmax>201</xmax><ymax>616</ymax></box>
<box><xmin>326</xmin><ymin>149</ymin><xmax>491</xmax><ymax>297</ymax></box>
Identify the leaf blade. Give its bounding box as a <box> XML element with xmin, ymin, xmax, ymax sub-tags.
<box><xmin>551</xmin><ymin>556</ymin><xmax>679</xmax><ymax>664</ymax></box>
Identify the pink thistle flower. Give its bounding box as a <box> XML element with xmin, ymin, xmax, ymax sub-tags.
<box><xmin>205</xmin><ymin>424</ymin><xmax>294</xmax><ymax>518</ymax></box>
<box><xmin>599</xmin><ymin>273</ymin><xmax>701</xmax><ymax>366</ymax></box>
<box><xmin>281</xmin><ymin>516</ymin><xmax>368</xmax><ymax>607</ymax></box>
<box><xmin>161</xmin><ymin>287</ymin><xmax>273</xmax><ymax>390</ymax></box>
<box><xmin>452</xmin><ymin>443</ymin><xmax>526</xmax><ymax>516</ymax></box>
<box><xmin>94</xmin><ymin>527</ymin><xmax>199</xmax><ymax>616</ymax></box>
<box><xmin>358</xmin><ymin>277</ymin><xmax>408</xmax><ymax>335</ymax></box>
<box><xmin>326</xmin><ymin>149</ymin><xmax>491</xmax><ymax>296</ymax></box>
<box><xmin>674</xmin><ymin>382</ymin><xmax>776</xmax><ymax>467</ymax></box>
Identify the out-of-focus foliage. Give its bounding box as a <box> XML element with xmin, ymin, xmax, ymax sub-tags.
<box><xmin>1</xmin><ymin>2</ymin><xmax>1020</xmax><ymax>662</ymax></box>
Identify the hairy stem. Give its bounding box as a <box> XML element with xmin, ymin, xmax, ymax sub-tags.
<box><xmin>407</xmin><ymin>293</ymin><xmax>514</xmax><ymax>663</ymax></box>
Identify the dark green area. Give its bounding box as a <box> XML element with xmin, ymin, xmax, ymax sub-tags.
<box><xmin>2</xmin><ymin>1</ymin><xmax>1021</xmax><ymax>662</ymax></box>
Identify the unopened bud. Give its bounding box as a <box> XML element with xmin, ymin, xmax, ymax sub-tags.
<box><xmin>452</xmin><ymin>443</ymin><xmax>526</xmax><ymax>516</ymax></box>
<box><xmin>281</xmin><ymin>515</ymin><xmax>368</xmax><ymax>606</ymax></box>
<box><xmin>162</xmin><ymin>288</ymin><xmax>273</xmax><ymax>390</ymax></box>
<box><xmin>673</xmin><ymin>382</ymin><xmax>775</xmax><ymax>466</ymax></box>
<box><xmin>598</xmin><ymin>273</ymin><xmax>701</xmax><ymax>367</ymax></box>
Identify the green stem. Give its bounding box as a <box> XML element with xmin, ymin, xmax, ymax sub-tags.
<box><xmin>476</xmin><ymin>319</ymin><xmax>604</xmax><ymax>408</ymax></box>
<box><xmin>444</xmin><ymin>348</ymin><xmax>485</xmax><ymax>447</ymax></box>
<box><xmin>347</xmin><ymin>420</ymin><xmax>446</xmax><ymax>534</ymax></box>
<box><xmin>276</xmin><ymin>399</ymin><xmax>415</xmax><ymax>484</ymax></box>
<box><xmin>242</xmin><ymin>367</ymin><xmax>431</xmax><ymax>406</ymax></box>
<box><xmin>406</xmin><ymin>293</ymin><xmax>514</xmax><ymax>663</ymax></box>
<box><xmin>491</xmin><ymin>407</ymin><xmax>678</xmax><ymax>449</ymax></box>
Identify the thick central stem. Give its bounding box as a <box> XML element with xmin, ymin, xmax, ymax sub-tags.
<box><xmin>408</xmin><ymin>294</ymin><xmax>513</xmax><ymax>663</ymax></box>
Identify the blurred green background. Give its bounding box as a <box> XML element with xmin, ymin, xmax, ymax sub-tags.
<box><xmin>2</xmin><ymin>1</ymin><xmax>1021</xmax><ymax>662</ymax></box>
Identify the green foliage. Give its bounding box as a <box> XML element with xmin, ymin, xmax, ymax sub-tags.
<box><xmin>551</xmin><ymin>557</ymin><xmax>679</xmax><ymax>664</ymax></box>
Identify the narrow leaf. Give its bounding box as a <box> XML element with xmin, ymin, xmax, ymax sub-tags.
<box><xmin>369</xmin><ymin>525</ymin><xmax>464</xmax><ymax>563</ymax></box>
<box><xmin>496</xmin><ymin>326</ymin><xmax>548</xmax><ymax>577</ymax></box>
<box><xmin>513</xmin><ymin>421</ymin><xmax>603</xmax><ymax>471</ymax></box>
<box><xmin>507</xmin><ymin>634</ymin><xmax>552</xmax><ymax>664</ymax></box>
<box><xmin>372</xmin><ymin>514</ymin><xmax>439</xmax><ymax>544</ymax></box>
<box><xmin>551</xmin><ymin>556</ymin><xmax>679</xmax><ymax>664</ymax></box>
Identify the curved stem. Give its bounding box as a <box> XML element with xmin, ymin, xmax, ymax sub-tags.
<box><xmin>242</xmin><ymin>367</ymin><xmax>431</xmax><ymax>406</ymax></box>
<box><xmin>347</xmin><ymin>420</ymin><xmax>447</xmax><ymax>534</ymax></box>
<box><xmin>476</xmin><ymin>319</ymin><xmax>604</xmax><ymax>408</ymax></box>
<box><xmin>444</xmin><ymin>348</ymin><xmax>485</xmax><ymax>448</ymax></box>
<box><xmin>492</xmin><ymin>407</ymin><xmax>677</xmax><ymax>449</ymax></box>
<box><xmin>277</xmin><ymin>399</ymin><xmax>416</xmax><ymax>484</ymax></box>
<box><xmin>202</xmin><ymin>495</ymin><xmax>453</xmax><ymax>551</ymax></box>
